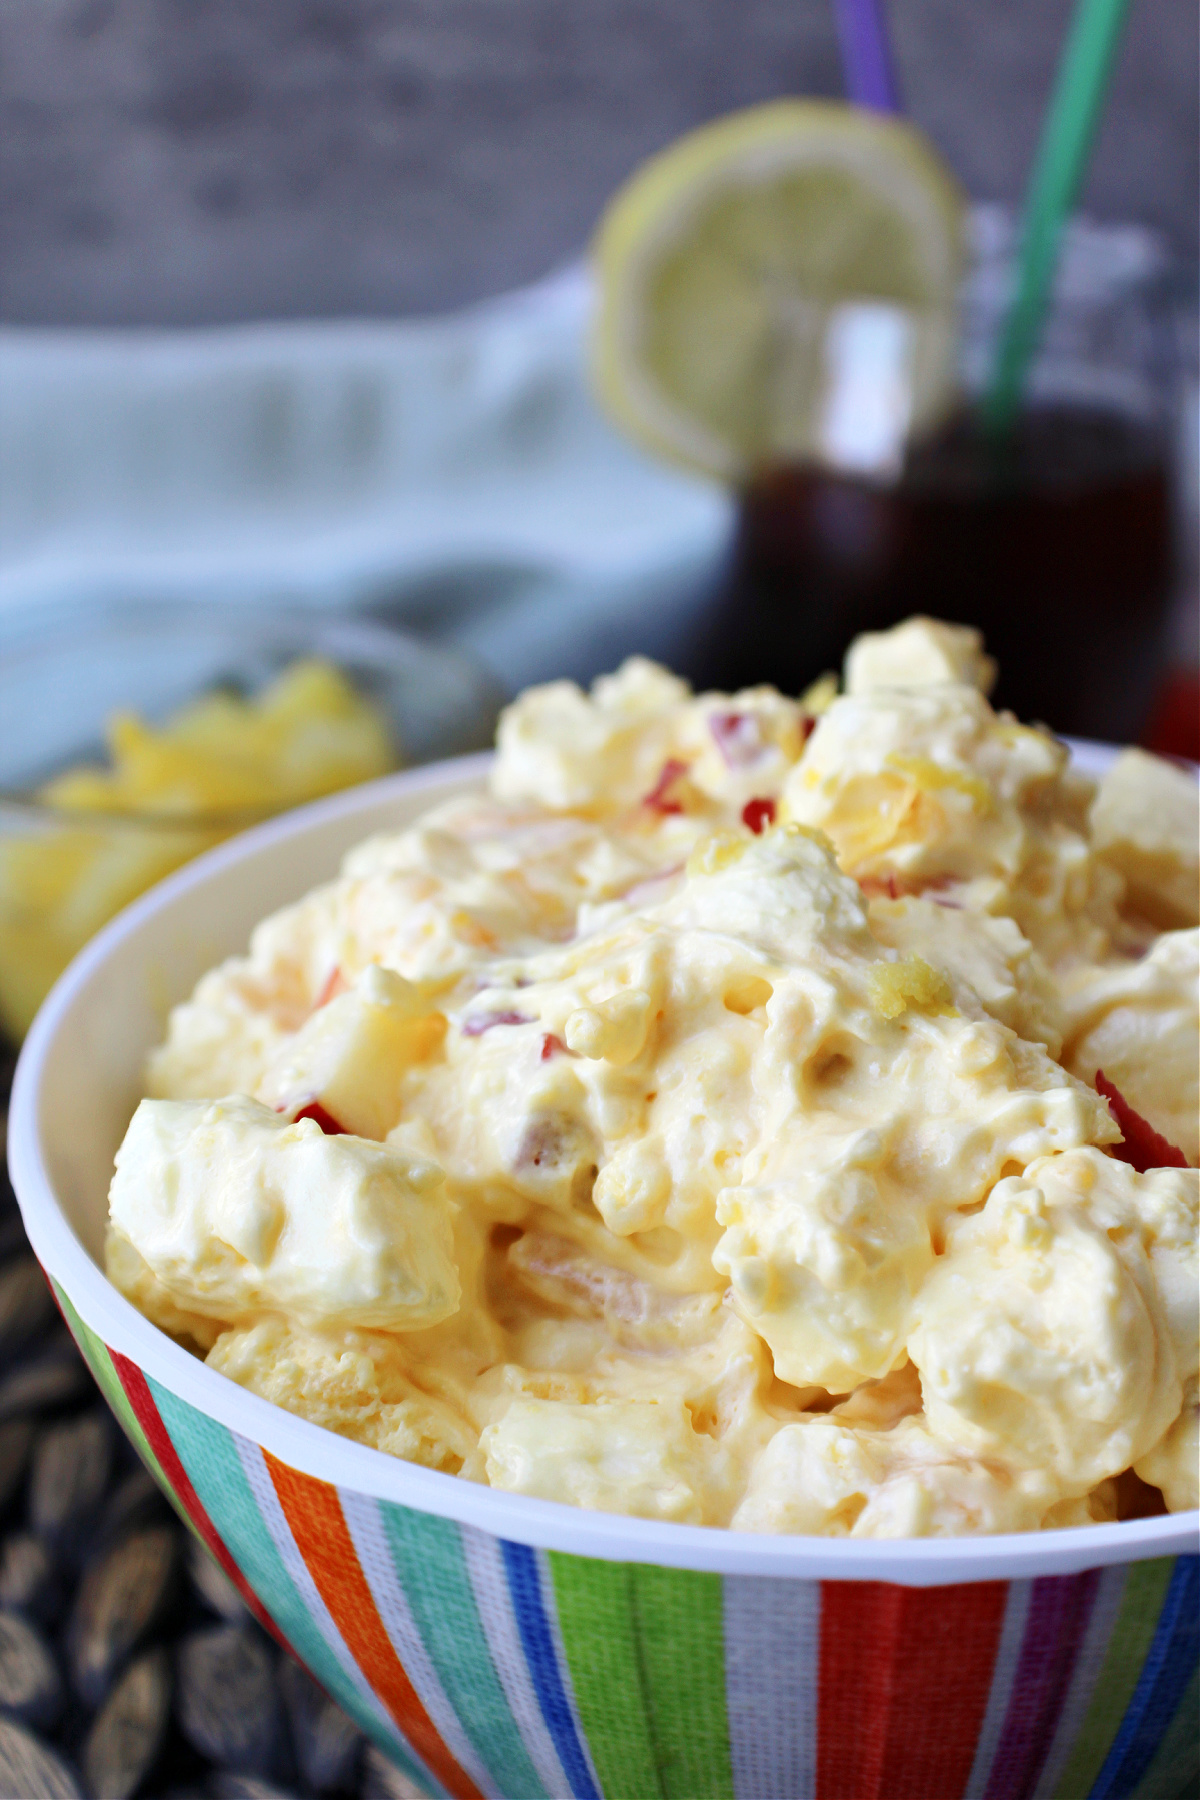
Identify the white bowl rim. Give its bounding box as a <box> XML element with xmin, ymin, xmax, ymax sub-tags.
<box><xmin>9</xmin><ymin>744</ymin><xmax>1199</xmax><ymax>1588</ymax></box>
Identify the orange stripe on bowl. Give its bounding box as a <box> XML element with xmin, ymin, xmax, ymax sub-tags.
<box><xmin>263</xmin><ymin>1449</ymin><xmax>484</xmax><ymax>1800</ymax></box>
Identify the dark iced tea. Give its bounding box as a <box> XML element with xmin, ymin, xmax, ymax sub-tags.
<box><xmin>708</xmin><ymin>402</ymin><xmax>1173</xmax><ymax>741</ymax></box>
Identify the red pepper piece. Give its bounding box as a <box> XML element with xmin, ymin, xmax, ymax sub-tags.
<box><xmin>539</xmin><ymin>1033</ymin><xmax>570</xmax><ymax>1061</ymax></box>
<box><xmin>710</xmin><ymin>711</ymin><xmax>764</xmax><ymax>768</ymax></box>
<box><xmin>1095</xmin><ymin>1070</ymin><xmax>1188</xmax><ymax>1171</ymax></box>
<box><xmin>643</xmin><ymin>759</ymin><xmax>689</xmax><ymax>815</ymax></box>
<box><xmin>461</xmin><ymin>1010</ymin><xmax>533</xmax><ymax>1037</ymax></box>
<box><xmin>859</xmin><ymin>873</ymin><xmax>901</xmax><ymax>900</ymax></box>
<box><xmin>313</xmin><ymin>967</ymin><xmax>348</xmax><ymax>1010</ymax></box>
<box><xmin>741</xmin><ymin>796</ymin><xmax>776</xmax><ymax>835</ymax></box>
<box><xmin>292</xmin><ymin>1101</ymin><xmax>348</xmax><ymax>1135</ymax></box>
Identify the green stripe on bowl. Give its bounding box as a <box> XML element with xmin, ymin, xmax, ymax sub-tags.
<box><xmin>633</xmin><ymin>1566</ymin><xmax>734</xmax><ymax>1800</ymax></box>
<box><xmin>1051</xmin><ymin>1558</ymin><xmax>1176</xmax><ymax>1800</ymax></box>
<box><xmin>379</xmin><ymin>1505</ymin><xmax>547</xmax><ymax>1799</ymax></box>
<box><xmin>146</xmin><ymin>1378</ymin><xmax>394</xmax><ymax>1753</ymax></box>
<box><xmin>549</xmin><ymin>1553</ymin><xmax>663</xmax><ymax>1800</ymax></box>
<box><xmin>53</xmin><ymin>1287</ymin><xmax>174</xmax><ymax>1499</ymax></box>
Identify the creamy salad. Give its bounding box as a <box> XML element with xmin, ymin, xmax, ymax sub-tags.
<box><xmin>107</xmin><ymin>618</ymin><xmax>1199</xmax><ymax>1537</ymax></box>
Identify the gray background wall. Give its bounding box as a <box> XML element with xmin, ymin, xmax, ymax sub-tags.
<box><xmin>1</xmin><ymin>0</ymin><xmax>1196</xmax><ymax>327</ymax></box>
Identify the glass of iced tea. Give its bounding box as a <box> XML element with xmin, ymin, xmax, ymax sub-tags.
<box><xmin>708</xmin><ymin>207</ymin><xmax>1177</xmax><ymax>741</ymax></box>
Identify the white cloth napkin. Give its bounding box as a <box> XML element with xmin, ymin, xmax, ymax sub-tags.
<box><xmin>0</xmin><ymin>266</ymin><xmax>732</xmax><ymax>694</ymax></box>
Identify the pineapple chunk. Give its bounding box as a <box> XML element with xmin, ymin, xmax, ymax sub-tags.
<box><xmin>1091</xmin><ymin>748</ymin><xmax>1199</xmax><ymax>929</ymax></box>
<box><xmin>257</xmin><ymin>965</ymin><xmax>445</xmax><ymax>1140</ymax></box>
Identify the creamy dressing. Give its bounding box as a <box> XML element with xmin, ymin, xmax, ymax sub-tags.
<box><xmin>107</xmin><ymin>618</ymin><xmax>1199</xmax><ymax>1535</ymax></box>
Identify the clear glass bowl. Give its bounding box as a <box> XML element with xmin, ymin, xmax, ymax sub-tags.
<box><xmin>0</xmin><ymin>601</ymin><xmax>506</xmax><ymax>1041</ymax></box>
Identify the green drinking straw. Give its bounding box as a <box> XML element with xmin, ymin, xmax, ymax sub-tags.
<box><xmin>982</xmin><ymin>0</ymin><xmax>1133</xmax><ymax>437</ymax></box>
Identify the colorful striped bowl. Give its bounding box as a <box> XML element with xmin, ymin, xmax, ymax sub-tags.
<box><xmin>10</xmin><ymin>750</ymin><xmax>1198</xmax><ymax>1800</ymax></box>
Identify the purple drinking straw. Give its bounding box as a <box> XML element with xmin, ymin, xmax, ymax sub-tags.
<box><xmin>833</xmin><ymin>0</ymin><xmax>900</xmax><ymax>111</ymax></box>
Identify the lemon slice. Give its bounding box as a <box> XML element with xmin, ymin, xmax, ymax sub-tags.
<box><xmin>592</xmin><ymin>100</ymin><xmax>966</xmax><ymax>481</ymax></box>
